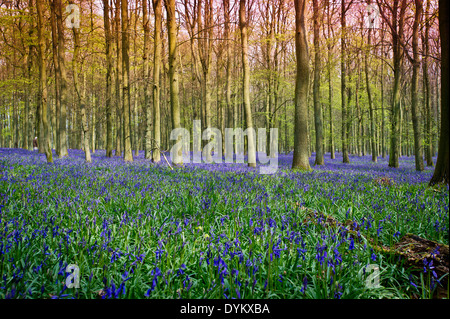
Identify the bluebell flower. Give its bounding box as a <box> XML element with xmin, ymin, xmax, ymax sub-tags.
<box><xmin>349</xmin><ymin>238</ymin><xmax>355</xmax><ymax>250</ymax></box>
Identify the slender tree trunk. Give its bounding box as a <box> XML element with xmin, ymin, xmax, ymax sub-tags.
<box><xmin>121</xmin><ymin>0</ymin><xmax>133</xmax><ymax>162</ymax></box>
<box><xmin>152</xmin><ymin>0</ymin><xmax>162</xmax><ymax>163</ymax></box>
<box><xmin>225</xmin><ymin>0</ymin><xmax>233</xmax><ymax>133</ymax></box>
<box><xmin>365</xmin><ymin>28</ymin><xmax>377</xmax><ymax>162</ymax></box>
<box><xmin>36</xmin><ymin>0</ymin><xmax>52</xmax><ymax>162</ymax></box>
<box><xmin>91</xmin><ymin>97</ymin><xmax>96</xmax><ymax>154</ymax></box>
<box><xmin>356</xmin><ymin>49</ymin><xmax>362</xmax><ymax>157</ymax></box>
<box><xmin>341</xmin><ymin>0</ymin><xmax>349</xmax><ymax>163</ymax></box>
<box><xmin>430</xmin><ymin>0</ymin><xmax>449</xmax><ymax>185</ymax></box>
<box><xmin>326</xmin><ymin>0</ymin><xmax>335</xmax><ymax>159</ymax></box>
<box><xmin>143</xmin><ymin>0</ymin><xmax>151</xmax><ymax>159</ymax></box>
<box><xmin>165</xmin><ymin>0</ymin><xmax>182</xmax><ymax>164</ymax></box>
<box><xmin>423</xmin><ymin>0</ymin><xmax>433</xmax><ymax>166</ymax></box>
<box><xmin>292</xmin><ymin>0</ymin><xmax>310</xmax><ymax>170</ymax></box>
<box><xmin>198</xmin><ymin>0</ymin><xmax>213</xmax><ymax>162</ymax></box>
<box><xmin>132</xmin><ymin>5</ymin><xmax>139</xmax><ymax>157</ymax></box>
<box><xmin>24</xmin><ymin>0</ymin><xmax>34</xmax><ymax>150</ymax></box>
<box><xmin>313</xmin><ymin>0</ymin><xmax>324</xmax><ymax>165</ymax></box>
<box><xmin>71</xmin><ymin>7</ymin><xmax>91</xmax><ymax>163</ymax></box>
<box><xmin>381</xmin><ymin>48</ymin><xmax>386</xmax><ymax>158</ymax></box>
<box><xmin>387</xmin><ymin>0</ymin><xmax>407</xmax><ymax>168</ymax></box>
<box><xmin>411</xmin><ymin>0</ymin><xmax>424</xmax><ymax>171</ymax></box>
<box><xmin>239</xmin><ymin>0</ymin><xmax>256</xmax><ymax>167</ymax></box>
<box><xmin>104</xmin><ymin>0</ymin><xmax>113</xmax><ymax>157</ymax></box>
<box><xmin>50</xmin><ymin>0</ymin><xmax>60</xmax><ymax>154</ymax></box>
<box><xmin>56</xmin><ymin>0</ymin><xmax>68</xmax><ymax>157</ymax></box>
<box><xmin>115</xmin><ymin>0</ymin><xmax>122</xmax><ymax>157</ymax></box>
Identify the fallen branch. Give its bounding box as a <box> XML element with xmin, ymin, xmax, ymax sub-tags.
<box><xmin>290</xmin><ymin>200</ymin><xmax>449</xmax><ymax>297</ymax></box>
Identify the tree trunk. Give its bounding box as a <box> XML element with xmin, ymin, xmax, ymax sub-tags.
<box><xmin>91</xmin><ymin>97</ymin><xmax>96</xmax><ymax>154</ymax></box>
<box><xmin>122</xmin><ymin>0</ymin><xmax>133</xmax><ymax>162</ymax></box>
<box><xmin>71</xmin><ymin>6</ymin><xmax>91</xmax><ymax>163</ymax></box>
<box><xmin>50</xmin><ymin>0</ymin><xmax>60</xmax><ymax>154</ymax></box>
<box><xmin>56</xmin><ymin>0</ymin><xmax>69</xmax><ymax>157</ymax></box>
<box><xmin>132</xmin><ymin>5</ymin><xmax>139</xmax><ymax>157</ymax></box>
<box><xmin>104</xmin><ymin>0</ymin><xmax>113</xmax><ymax>157</ymax></box>
<box><xmin>356</xmin><ymin>52</ymin><xmax>362</xmax><ymax>157</ymax></box>
<box><xmin>429</xmin><ymin>0</ymin><xmax>449</xmax><ymax>185</ymax></box>
<box><xmin>341</xmin><ymin>0</ymin><xmax>349</xmax><ymax>163</ymax></box>
<box><xmin>225</xmin><ymin>0</ymin><xmax>233</xmax><ymax>133</ymax></box>
<box><xmin>423</xmin><ymin>0</ymin><xmax>433</xmax><ymax>167</ymax></box>
<box><xmin>326</xmin><ymin>0</ymin><xmax>335</xmax><ymax>159</ymax></box>
<box><xmin>365</xmin><ymin>28</ymin><xmax>377</xmax><ymax>162</ymax></box>
<box><xmin>143</xmin><ymin>0</ymin><xmax>151</xmax><ymax>159</ymax></box>
<box><xmin>152</xmin><ymin>0</ymin><xmax>162</xmax><ymax>163</ymax></box>
<box><xmin>381</xmin><ymin>43</ymin><xmax>386</xmax><ymax>158</ymax></box>
<box><xmin>115</xmin><ymin>0</ymin><xmax>122</xmax><ymax>157</ymax></box>
<box><xmin>198</xmin><ymin>0</ymin><xmax>213</xmax><ymax>162</ymax></box>
<box><xmin>36</xmin><ymin>0</ymin><xmax>53</xmax><ymax>162</ymax></box>
<box><xmin>292</xmin><ymin>0</ymin><xmax>310</xmax><ymax>170</ymax></box>
<box><xmin>24</xmin><ymin>0</ymin><xmax>34</xmax><ymax>150</ymax></box>
<box><xmin>239</xmin><ymin>0</ymin><xmax>256</xmax><ymax>167</ymax></box>
<box><xmin>313</xmin><ymin>0</ymin><xmax>324</xmax><ymax>165</ymax></box>
<box><xmin>387</xmin><ymin>0</ymin><xmax>407</xmax><ymax>168</ymax></box>
<box><xmin>165</xmin><ymin>0</ymin><xmax>182</xmax><ymax>164</ymax></box>
<box><xmin>411</xmin><ymin>0</ymin><xmax>424</xmax><ymax>171</ymax></box>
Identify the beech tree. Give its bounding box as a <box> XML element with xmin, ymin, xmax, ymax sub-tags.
<box><xmin>292</xmin><ymin>0</ymin><xmax>310</xmax><ymax>170</ymax></box>
<box><xmin>152</xmin><ymin>0</ymin><xmax>162</xmax><ymax>163</ymax></box>
<box><xmin>104</xmin><ymin>0</ymin><xmax>113</xmax><ymax>158</ymax></box>
<box><xmin>239</xmin><ymin>0</ymin><xmax>256</xmax><ymax>167</ymax></box>
<box><xmin>429</xmin><ymin>0</ymin><xmax>449</xmax><ymax>185</ymax></box>
<box><xmin>122</xmin><ymin>0</ymin><xmax>133</xmax><ymax>162</ymax></box>
<box><xmin>165</xmin><ymin>0</ymin><xmax>182</xmax><ymax>165</ymax></box>
<box><xmin>36</xmin><ymin>0</ymin><xmax>52</xmax><ymax>163</ymax></box>
<box><xmin>312</xmin><ymin>0</ymin><xmax>324</xmax><ymax>165</ymax></box>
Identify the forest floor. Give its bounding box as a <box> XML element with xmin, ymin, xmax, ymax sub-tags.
<box><xmin>0</xmin><ymin>148</ymin><xmax>448</xmax><ymax>299</ymax></box>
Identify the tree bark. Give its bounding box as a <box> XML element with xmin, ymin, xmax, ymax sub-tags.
<box><xmin>429</xmin><ymin>0</ymin><xmax>449</xmax><ymax>185</ymax></box>
<box><xmin>411</xmin><ymin>0</ymin><xmax>424</xmax><ymax>171</ymax></box>
<box><xmin>423</xmin><ymin>0</ymin><xmax>433</xmax><ymax>167</ymax></box>
<box><xmin>313</xmin><ymin>0</ymin><xmax>324</xmax><ymax>165</ymax></box>
<box><xmin>365</xmin><ymin>28</ymin><xmax>378</xmax><ymax>162</ymax></box>
<box><xmin>224</xmin><ymin>0</ymin><xmax>233</xmax><ymax>132</ymax></box>
<box><xmin>56</xmin><ymin>0</ymin><xmax>69</xmax><ymax>157</ymax></box>
<box><xmin>326</xmin><ymin>0</ymin><xmax>335</xmax><ymax>159</ymax></box>
<box><xmin>115</xmin><ymin>0</ymin><xmax>122</xmax><ymax>157</ymax></box>
<box><xmin>122</xmin><ymin>0</ymin><xmax>133</xmax><ymax>162</ymax></box>
<box><xmin>36</xmin><ymin>0</ymin><xmax>53</xmax><ymax>162</ymax></box>
<box><xmin>50</xmin><ymin>0</ymin><xmax>60</xmax><ymax>155</ymax></box>
<box><xmin>165</xmin><ymin>0</ymin><xmax>182</xmax><ymax>165</ymax></box>
<box><xmin>292</xmin><ymin>0</ymin><xmax>310</xmax><ymax>170</ymax></box>
<box><xmin>104</xmin><ymin>0</ymin><xmax>113</xmax><ymax>157</ymax></box>
<box><xmin>143</xmin><ymin>0</ymin><xmax>151</xmax><ymax>159</ymax></box>
<box><xmin>24</xmin><ymin>0</ymin><xmax>34</xmax><ymax>151</ymax></box>
<box><xmin>341</xmin><ymin>0</ymin><xmax>349</xmax><ymax>163</ymax></box>
<box><xmin>198</xmin><ymin>0</ymin><xmax>213</xmax><ymax>162</ymax></box>
<box><xmin>380</xmin><ymin>39</ymin><xmax>386</xmax><ymax>158</ymax></box>
<box><xmin>152</xmin><ymin>0</ymin><xmax>162</xmax><ymax>163</ymax></box>
<box><xmin>239</xmin><ymin>0</ymin><xmax>256</xmax><ymax>167</ymax></box>
<box><xmin>71</xmin><ymin>5</ymin><xmax>91</xmax><ymax>163</ymax></box>
<box><xmin>385</xmin><ymin>0</ymin><xmax>407</xmax><ymax>168</ymax></box>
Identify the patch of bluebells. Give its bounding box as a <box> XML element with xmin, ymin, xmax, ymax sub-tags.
<box><xmin>0</xmin><ymin>148</ymin><xmax>447</xmax><ymax>299</ymax></box>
